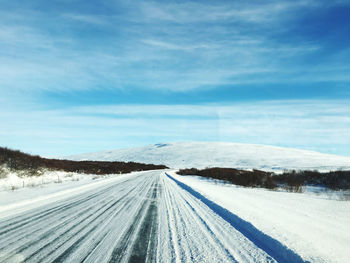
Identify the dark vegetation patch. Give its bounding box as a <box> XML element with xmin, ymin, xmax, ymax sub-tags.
<box><xmin>0</xmin><ymin>147</ymin><xmax>168</xmax><ymax>177</ymax></box>
<box><xmin>177</xmin><ymin>168</ymin><xmax>350</xmax><ymax>192</ymax></box>
<box><xmin>274</xmin><ymin>170</ymin><xmax>350</xmax><ymax>191</ymax></box>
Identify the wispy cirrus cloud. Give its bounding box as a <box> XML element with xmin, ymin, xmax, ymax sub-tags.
<box><xmin>1</xmin><ymin>0</ymin><xmax>349</xmax><ymax>156</ymax></box>
<box><xmin>0</xmin><ymin>0</ymin><xmax>348</xmax><ymax>94</ymax></box>
<box><xmin>141</xmin><ymin>39</ymin><xmax>215</xmax><ymax>51</ymax></box>
<box><xmin>62</xmin><ymin>13</ymin><xmax>109</xmax><ymax>25</ymax></box>
<box><xmin>138</xmin><ymin>0</ymin><xmax>318</xmax><ymax>23</ymax></box>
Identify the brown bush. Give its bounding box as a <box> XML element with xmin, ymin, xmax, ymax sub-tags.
<box><xmin>0</xmin><ymin>146</ymin><xmax>168</xmax><ymax>176</ymax></box>
<box><xmin>177</xmin><ymin>167</ymin><xmax>277</xmax><ymax>189</ymax></box>
<box><xmin>177</xmin><ymin>167</ymin><xmax>350</xmax><ymax>191</ymax></box>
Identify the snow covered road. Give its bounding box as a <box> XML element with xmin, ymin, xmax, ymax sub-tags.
<box><xmin>0</xmin><ymin>170</ymin><xmax>305</xmax><ymax>263</ymax></box>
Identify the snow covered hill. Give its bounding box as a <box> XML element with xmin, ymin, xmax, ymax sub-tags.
<box><xmin>68</xmin><ymin>142</ymin><xmax>350</xmax><ymax>172</ymax></box>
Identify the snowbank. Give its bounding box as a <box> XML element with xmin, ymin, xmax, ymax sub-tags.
<box><xmin>0</xmin><ymin>166</ymin><xmax>91</xmax><ymax>192</ymax></box>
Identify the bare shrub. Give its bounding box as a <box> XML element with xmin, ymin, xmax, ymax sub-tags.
<box><xmin>0</xmin><ymin>166</ymin><xmax>8</xmax><ymax>179</ymax></box>
<box><xmin>10</xmin><ymin>185</ymin><xmax>18</xmax><ymax>191</ymax></box>
<box><xmin>178</xmin><ymin>167</ymin><xmax>277</xmax><ymax>190</ymax></box>
<box><xmin>178</xmin><ymin>167</ymin><xmax>350</xmax><ymax>192</ymax></box>
<box><xmin>0</xmin><ymin>146</ymin><xmax>168</xmax><ymax>177</ymax></box>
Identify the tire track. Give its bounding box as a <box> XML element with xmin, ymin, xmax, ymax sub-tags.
<box><xmin>0</xmin><ymin>177</ymin><xmax>136</xmax><ymax>235</ymax></box>
<box><xmin>26</xmin><ymin>179</ymin><xmax>149</xmax><ymax>263</ymax></box>
<box><xmin>165</xmin><ymin>172</ymin><xmax>305</xmax><ymax>263</ymax></box>
<box><xmin>0</xmin><ymin>179</ymin><xmax>140</xmax><ymax>259</ymax></box>
<box><xmin>0</xmin><ymin>170</ymin><xmax>303</xmax><ymax>263</ymax></box>
<box><xmin>128</xmin><ymin>183</ymin><xmax>159</xmax><ymax>263</ymax></box>
<box><xmin>108</xmin><ymin>176</ymin><xmax>159</xmax><ymax>263</ymax></box>
<box><xmin>0</xmin><ymin>172</ymin><xmax>157</xmax><ymax>263</ymax></box>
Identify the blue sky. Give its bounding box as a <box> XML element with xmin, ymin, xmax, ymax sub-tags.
<box><xmin>1</xmin><ymin>0</ymin><xmax>350</xmax><ymax>157</ymax></box>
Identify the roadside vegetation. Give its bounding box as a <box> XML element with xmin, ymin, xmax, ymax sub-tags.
<box><xmin>0</xmin><ymin>146</ymin><xmax>168</xmax><ymax>177</ymax></box>
<box><xmin>177</xmin><ymin>167</ymin><xmax>350</xmax><ymax>192</ymax></box>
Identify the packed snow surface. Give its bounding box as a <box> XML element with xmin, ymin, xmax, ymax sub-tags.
<box><xmin>68</xmin><ymin>142</ymin><xmax>350</xmax><ymax>171</ymax></box>
<box><xmin>0</xmin><ymin>170</ymin><xmax>283</xmax><ymax>262</ymax></box>
<box><xmin>1</xmin><ymin>170</ymin><xmax>348</xmax><ymax>262</ymax></box>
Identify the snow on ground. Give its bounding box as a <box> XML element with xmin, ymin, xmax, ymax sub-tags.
<box><xmin>169</xmin><ymin>171</ymin><xmax>350</xmax><ymax>263</ymax></box>
<box><xmin>0</xmin><ymin>168</ymin><xmax>87</xmax><ymax>192</ymax></box>
<box><xmin>67</xmin><ymin>142</ymin><xmax>350</xmax><ymax>172</ymax></box>
<box><xmin>0</xmin><ymin>170</ymin><xmax>145</xmax><ymax>219</ymax></box>
<box><xmin>0</xmin><ymin>170</ymin><xmax>284</xmax><ymax>263</ymax></box>
<box><xmin>1</xmin><ymin>169</ymin><xmax>349</xmax><ymax>262</ymax></box>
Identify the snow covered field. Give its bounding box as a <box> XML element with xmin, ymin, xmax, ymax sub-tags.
<box><xmin>0</xmin><ymin>167</ymin><xmax>89</xmax><ymax>192</ymax></box>
<box><xmin>68</xmin><ymin>142</ymin><xmax>350</xmax><ymax>172</ymax></box>
<box><xmin>169</xmin><ymin>171</ymin><xmax>350</xmax><ymax>263</ymax></box>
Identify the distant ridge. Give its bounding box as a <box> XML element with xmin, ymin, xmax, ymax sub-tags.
<box><xmin>68</xmin><ymin>142</ymin><xmax>350</xmax><ymax>172</ymax></box>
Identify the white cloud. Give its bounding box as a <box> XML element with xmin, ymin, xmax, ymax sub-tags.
<box><xmin>1</xmin><ymin>100</ymin><xmax>349</xmax><ymax>156</ymax></box>
<box><xmin>62</xmin><ymin>13</ymin><xmax>109</xmax><ymax>25</ymax></box>
<box><xmin>141</xmin><ymin>39</ymin><xmax>214</xmax><ymax>51</ymax></box>
<box><xmin>0</xmin><ymin>0</ymin><xmax>344</xmax><ymax>94</ymax></box>
<box><xmin>138</xmin><ymin>0</ymin><xmax>319</xmax><ymax>24</ymax></box>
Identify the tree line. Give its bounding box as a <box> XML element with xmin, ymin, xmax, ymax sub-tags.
<box><xmin>177</xmin><ymin>167</ymin><xmax>350</xmax><ymax>191</ymax></box>
<box><xmin>0</xmin><ymin>147</ymin><xmax>168</xmax><ymax>176</ymax></box>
